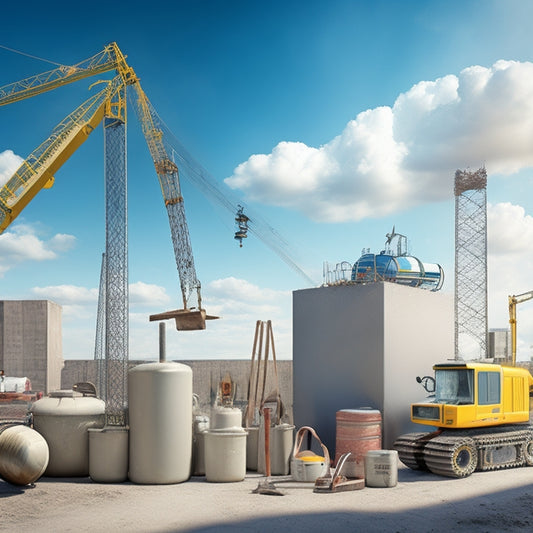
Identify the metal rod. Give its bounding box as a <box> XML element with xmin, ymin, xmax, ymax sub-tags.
<box><xmin>159</xmin><ymin>322</ymin><xmax>166</xmax><ymax>362</ymax></box>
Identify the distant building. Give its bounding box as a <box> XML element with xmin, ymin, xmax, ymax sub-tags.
<box><xmin>487</xmin><ymin>328</ymin><xmax>510</xmax><ymax>362</ymax></box>
<box><xmin>0</xmin><ymin>300</ymin><xmax>63</xmax><ymax>393</ymax></box>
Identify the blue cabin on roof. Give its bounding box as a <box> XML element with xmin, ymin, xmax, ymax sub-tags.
<box><xmin>350</xmin><ymin>228</ymin><xmax>444</xmax><ymax>291</ymax></box>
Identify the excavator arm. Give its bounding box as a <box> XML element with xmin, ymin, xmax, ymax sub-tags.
<box><xmin>0</xmin><ymin>76</ymin><xmax>125</xmax><ymax>233</ymax></box>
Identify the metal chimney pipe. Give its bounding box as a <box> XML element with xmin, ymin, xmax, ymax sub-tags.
<box><xmin>159</xmin><ymin>322</ymin><xmax>166</xmax><ymax>362</ymax></box>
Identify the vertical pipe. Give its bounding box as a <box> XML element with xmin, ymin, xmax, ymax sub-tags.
<box><xmin>159</xmin><ymin>322</ymin><xmax>166</xmax><ymax>363</ymax></box>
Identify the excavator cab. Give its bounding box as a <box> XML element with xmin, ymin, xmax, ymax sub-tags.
<box><xmin>411</xmin><ymin>362</ymin><xmax>531</xmax><ymax>429</ymax></box>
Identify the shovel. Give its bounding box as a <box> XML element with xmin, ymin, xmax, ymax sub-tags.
<box><xmin>252</xmin><ymin>407</ymin><xmax>284</xmax><ymax>496</ymax></box>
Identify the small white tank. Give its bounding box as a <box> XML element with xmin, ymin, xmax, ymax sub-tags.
<box><xmin>31</xmin><ymin>391</ymin><xmax>105</xmax><ymax>477</ymax></box>
<box><xmin>211</xmin><ymin>407</ymin><xmax>242</xmax><ymax>430</ymax></box>
<box><xmin>128</xmin><ymin>362</ymin><xmax>192</xmax><ymax>484</ymax></box>
<box><xmin>0</xmin><ymin>425</ymin><xmax>49</xmax><ymax>485</ymax></box>
<box><xmin>204</xmin><ymin>427</ymin><xmax>248</xmax><ymax>482</ymax></box>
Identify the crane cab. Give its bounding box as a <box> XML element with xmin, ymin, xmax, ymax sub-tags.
<box><xmin>411</xmin><ymin>362</ymin><xmax>533</xmax><ymax>429</ymax></box>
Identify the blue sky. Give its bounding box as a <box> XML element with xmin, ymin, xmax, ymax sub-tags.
<box><xmin>2</xmin><ymin>0</ymin><xmax>533</xmax><ymax>361</ymax></box>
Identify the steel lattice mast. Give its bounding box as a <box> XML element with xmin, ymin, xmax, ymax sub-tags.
<box><xmin>103</xmin><ymin>113</ymin><xmax>128</xmax><ymax>426</ymax></box>
<box><xmin>454</xmin><ymin>168</ymin><xmax>488</xmax><ymax>360</ymax></box>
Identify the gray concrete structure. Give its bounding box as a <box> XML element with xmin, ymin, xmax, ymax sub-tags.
<box><xmin>0</xmin><ymin>300</ymin><xmax>63</xmax><ymax>393</ymax></box>
<box><xmin>293</xmin><ymin>282</ymin><xmax>454</xmax><ymax>452</ymax></box>
<box><xmin>488</xmin><ymin>328</ymin><xmax>510</xmax><ymax>362</ymax></box>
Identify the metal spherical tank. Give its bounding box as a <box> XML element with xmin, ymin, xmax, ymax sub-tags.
<box><xmin>128</xmin><ymin>362</ymin><xmax>192</xmax><ymax>484</ymax></box>
<box><xmin>31</xmin><ymin>391</ymin><xmax>105</xmax><ymax>476</ymax></box>
<box><xmin>0</xmin><ymin>425</ymin><xmax>49</xmax><ymax>485</ymax></box>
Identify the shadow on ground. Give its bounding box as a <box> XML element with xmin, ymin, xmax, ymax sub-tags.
<box><xmin>174</xmin><ymin>481</ymin><xmax>533</xmax><ymax>533</ymax></box>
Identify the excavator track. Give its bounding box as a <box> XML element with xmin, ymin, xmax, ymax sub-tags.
<box><xmin>395</xmin><ymin>426</ymin><xmax>533</xmax><ymax>478</ymax></box>
<box><xmin>393</xmin><ymin>432</ymin><xmax>434</xmax><ymax>471</ymax></box>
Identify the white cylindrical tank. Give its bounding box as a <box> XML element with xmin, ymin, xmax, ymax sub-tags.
<box><xmin>0</xmin><ymin>425</ymin><xmax>49</xmax><ymax>485</ymax></box>
<box><xmin>128</xmin><ymin>362</ymin><xmax>192</xmax><ymax>484</ymax></box>
<box><xmin>31</xmin><ymin>391</ymin><xmax>105</xmax><ymax>477</ymax></box>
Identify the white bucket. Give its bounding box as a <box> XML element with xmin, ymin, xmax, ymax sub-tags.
<box><xmin>89</xmin><ymin>427</ymin><xmax>129</xmax><ymax>483</ymax></box>
<box><xmin>258</xmin><ymin>423</ymin><xmax>294</xmax><ymax>475</ymax></box>
<box><xmin>204</xmin><ymin>428</ymin><xmax>247</xmax><ymax>482</ymax></box>
<box><xmin>291</xmin><ymin>456</ymin><xmax>326</xmax><ymax>482</ymax></box>
<box><xmin>364</xmin><ymin>450</ymin><xmax>398</xmax><ymax>487</ymax></box>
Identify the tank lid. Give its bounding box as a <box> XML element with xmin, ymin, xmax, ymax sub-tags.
<box><xmin>128</xmin><ymin>361</ymin><xmax>192</xmax><ymax>374</ymax></box>
<box><xmin>31</xmin><ymin>393</ymin><xmax>105</xmax><ymax>416</ymax></box>
<box><xmin>49</xmin><ymin>390</ymin><xmax>83</xmax><ymax>398</ymax></box>
<box><xmin>207</xmin><ymin>426</ymin><xmax>247</xmax><ymax>434</ymax></box>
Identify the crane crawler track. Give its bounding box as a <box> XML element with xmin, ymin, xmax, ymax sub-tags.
<box><xmin>395</xmin><ymin>426</ymin><xmax>533</xmax><ymax>478</ymax></box>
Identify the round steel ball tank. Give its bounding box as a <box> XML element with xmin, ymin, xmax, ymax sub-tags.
<box><xmin>0</xmin><ymin>425</ymin><xmax>49</xmax><ymax>485</ymax></box>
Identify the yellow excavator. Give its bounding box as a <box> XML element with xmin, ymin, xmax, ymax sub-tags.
<box><xmin>394</xmin><ymin>361</ymin><xmax>533</xmax><ymax>477</ymax></box>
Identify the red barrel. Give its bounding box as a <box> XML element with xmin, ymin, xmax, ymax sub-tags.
<box><xmin>334</xmin><ymin>408</ymin><xmax>382</xmax><ymax>478</ymax></box>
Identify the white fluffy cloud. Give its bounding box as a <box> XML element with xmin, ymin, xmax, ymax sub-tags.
<box><xmin>32</xmin><ymin>285</ymin><xmax>99</xmax><ymax>304</ymax></box>
<box><xmin>129</xmin><ymin>281</ymin><xmax>171</xmax><ymax>306</ymax></box>
<box><xmin>0</xmin><ymin>149</ymin><xmax>22</xmax><ymax>187</ymax></box>
<box><xmin>0</xmin><ymin>224</ymin><xmax>76</xmax><ymax>276</ymax></box>
<box><xmin>61</xmin><ymin>276</ymin><xmax>292</xmax><ymax>360</ymax></box>
<box><xmin>227</xmin><ymin>60</ymin><xmax>533</xmax><ymax>222</ymax></box>
<box><xmin>488</xmin><ymin>202</ymin><xmax>533</xmax><ymax>361</ymax></box>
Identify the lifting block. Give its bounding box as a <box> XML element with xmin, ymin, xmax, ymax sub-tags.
<box><xmin>149</xmin><ymin>308</ymin><xmax>219</xmax><ymax>331</ymax></box>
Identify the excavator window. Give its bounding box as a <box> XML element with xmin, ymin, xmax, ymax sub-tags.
<box><xmin>477</xmin><ymin>371</ymin><xmax>501</xmax><ymax>405</ymax></box>
<box><xmin>435</xmin><ymin>368</ymin><xmax>474</xmax><ymax>405</ymax></box>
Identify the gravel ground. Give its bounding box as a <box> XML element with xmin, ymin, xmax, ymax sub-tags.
<box><xmin>1</xmin><ymin>465</ymin><xmax>533</xmax><ymax>532</ymax></box>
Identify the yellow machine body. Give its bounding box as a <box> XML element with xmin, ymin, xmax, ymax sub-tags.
<box><xmin>411</xmin><ymin>362</ymin><xmax>533</xmax><ymax>429</ymax></box>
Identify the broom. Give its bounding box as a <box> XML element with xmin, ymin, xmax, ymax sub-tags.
<box><xmin>252</xmin><ymin>407</ymin><xmax>284</xmax><ymax>496</ymax></box>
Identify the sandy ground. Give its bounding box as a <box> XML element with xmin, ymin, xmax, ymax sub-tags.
<box><xmin>1</xmin><ymin>465</ymin><xmax>533</xmax><ymax>532</ymax></box>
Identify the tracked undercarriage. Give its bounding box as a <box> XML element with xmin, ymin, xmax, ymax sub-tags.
<box><xmin>394</xmin><ymin>425</ymin><xmax>533</xmax><ymax>478</ymax></box>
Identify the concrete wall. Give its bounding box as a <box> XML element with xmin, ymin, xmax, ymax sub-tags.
<box><xmin>62</xmin><ymin>359</ymin><xmax>293</xmax><ymax>424</ymax></box>
<box><xmin>0</xmin><ymin>300</ymin><xmax>63</xmax><ymax>393</ymax></box>
<box><xmin>293</xmin><ymin>282</ymin><xmax>454</xmax><ymax>453</ymax></box>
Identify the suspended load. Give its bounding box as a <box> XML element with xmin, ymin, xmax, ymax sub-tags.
<box><xmin>350</xmin><ymin>227</ymin><xmax>444</xmax><ymax>291</ymax></box>
<box><xmin>234</xmin><ymin>205</ymin><xmax>249</xmax><ymax>247</ymax></box>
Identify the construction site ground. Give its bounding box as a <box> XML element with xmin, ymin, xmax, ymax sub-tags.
<box><xmin>1</xmin><ymin>465</ymin><xmax>532</xmax><ymax>532</ymax></box>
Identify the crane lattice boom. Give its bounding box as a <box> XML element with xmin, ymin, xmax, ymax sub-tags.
<box><xmin>0</xmin><ymin>43</ymin><xmax>212</xmax><ymax>328</ymax></box>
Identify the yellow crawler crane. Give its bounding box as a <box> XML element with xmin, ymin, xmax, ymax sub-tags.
<box><xmin>0</xmin><ymin>43</ymin><xmax>216</xmax><ymax>330</ymax></box>
<box><xmin>394</xmin><ymin>361</ymin><xmax>533</xmax><ymax>477</ymax></box>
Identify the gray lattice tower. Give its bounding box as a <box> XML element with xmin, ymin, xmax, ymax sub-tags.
<box><xmin>104</xmin><ymin>116</ymin><xmax>128</xmax><ymax>425</ymax></box>
<box><xmin>454</xmin><ymin>168</ymin><xmax>488</xmax><ymax>360</ymax></box>
<box><xmin>94</xmin><ymin>252</ymin><xmax>106</xmax><ymax>400</ymax></box>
